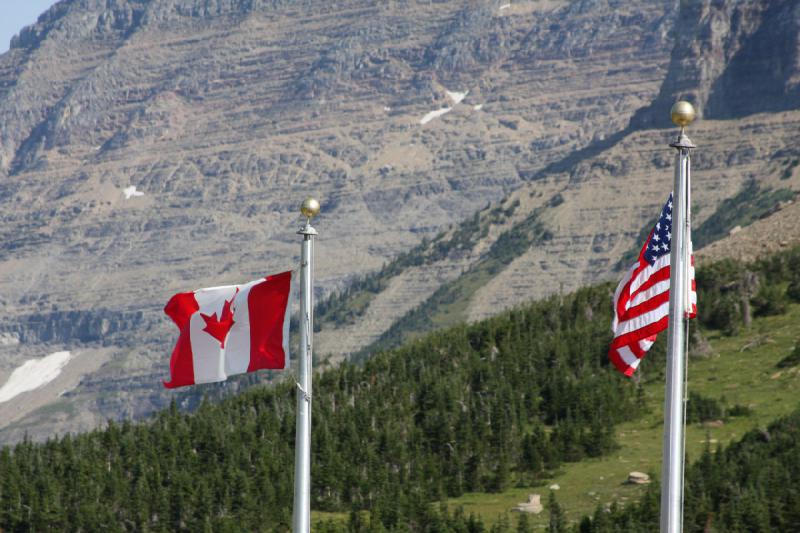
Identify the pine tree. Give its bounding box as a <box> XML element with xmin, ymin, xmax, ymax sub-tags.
<box><xmin>548</xmin><ymin>492</ymin><xmax>567</xmax><ymax>533</ymax></box>
<box><xmin>516</xmin><ymin>511</ymin><xmax>533</xmax><ymax>533</ymax></box>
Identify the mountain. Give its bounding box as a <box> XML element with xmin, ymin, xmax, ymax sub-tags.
<box><xmin>0</xmin><ymin>0</ymin><xmax>798</xmax><ymax>441</ymax></box>
<box><xmin>0</xmin><ymin>0</ymin><xmax>677</xmax><ymax>441</ymax></box>
<box><xmin>315</xmin><ymin>0</ymin><xmax>800</xmax><ymax>358</ymax></box>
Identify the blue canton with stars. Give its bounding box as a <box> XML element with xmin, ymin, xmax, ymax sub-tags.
<box><xmin>643</xmin><ymin>193</ymin><xmax>673</xmax><ymax>265</ymax></box>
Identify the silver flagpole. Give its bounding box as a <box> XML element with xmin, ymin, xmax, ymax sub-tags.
<box><xmin>660</xmin><ymin>101</ymin><xmax>696</xmax><ymax>533</ymax></box>
<box><xmin>293</xmin><ymin>197</ymin><xmax>320</xmax><ymax>533</ymax></box>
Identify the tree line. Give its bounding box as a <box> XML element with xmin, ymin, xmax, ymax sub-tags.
<box><xmin>0</xmin><ymin>244</ymin><xmax>798</xmax><ymax>531</ymax></box>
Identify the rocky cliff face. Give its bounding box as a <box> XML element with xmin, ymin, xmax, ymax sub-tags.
<box><xmin>0</xmin><ymin>308</ymin><xmax>149</xmax><ymax>344</ymax></box>
<box><xmin>631</xmin><ymin>0</ymin><xmax>800</xmax><ymax>128</ymax></box>
<box><xmin>0</xmin><ymin>0</ymin><xmax>796</xmax><ymax>442</ymax></box>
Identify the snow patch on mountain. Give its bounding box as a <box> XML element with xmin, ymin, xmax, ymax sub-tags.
<box><xmin>123</xmin><ymin>185</ymin><xmax>144</xmax><ymax>199</ymax></box>
<box><xmin>0</xmin><ymin>351</ymin><xmax>72</xmax><ymax>403</ymax></box>
<box><xmin>420</xmin><ymin>107</ymin><xmax>452</xmax><ymax>124</ymax></box>
<box><xmin>445</xmin><ymin>89</ymin><xmax>468</xmax><ymax>104</ymax></box>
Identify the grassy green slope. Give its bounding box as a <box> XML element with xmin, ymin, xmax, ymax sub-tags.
<box><xmin>444</xmin><ymin>302</ymin><xmax>800</xmax><ymax>528</ymax></box>
<box><xmin>693</xmin><ymin>180</ymin><xmax>797</xmax><ymax>248</ymax></box>
<box><xmin>359</xmin><ymin>207</ymin><xmax>550</xmax><ymax>356</ymax></box>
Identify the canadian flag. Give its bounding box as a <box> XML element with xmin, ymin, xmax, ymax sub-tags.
<box><xmin>163</xmin><ymin>271</ymin><xmax>293</xmax><ymax>388</ymax></box>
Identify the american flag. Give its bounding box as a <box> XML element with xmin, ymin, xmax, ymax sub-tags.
<box><xmin>609</xmin><ymin>194</ymin><xmax>697</xmax><ymax>376</ymax></box>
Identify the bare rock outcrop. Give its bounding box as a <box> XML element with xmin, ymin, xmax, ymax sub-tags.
<box><xmin>627</xmin><ymin>472</ymin><xmax>651</xmax><ymax>485</ymax></box>
<box><xmin>631</xmin><ymin>0</ymin><xmax>800</xmax><ymax>128</ymax></box>
<box><xmin>511</xmin><ymin>494</ymin><xmax>543</xmax><ymax>514</ymax></box>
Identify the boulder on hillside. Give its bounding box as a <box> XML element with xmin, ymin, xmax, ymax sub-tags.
<box><xmin>511</xmin><ymin>494</ymin><xmax>543</xmax><ymax>514</ymax></box>
<box><xmin>627</xmin><ymin>471</ymin><xmax>651</xmax><ymax>485</ymax></box>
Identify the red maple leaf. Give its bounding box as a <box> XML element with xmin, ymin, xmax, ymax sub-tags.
<box><xmin>201</xmin><ymin>290</ymin><xmax>238</xmax><ymax>348</ymax></box>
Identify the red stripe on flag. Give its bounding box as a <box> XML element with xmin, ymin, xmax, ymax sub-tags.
<box><xmin>627</xmin><ymin>340</ymin><xmax>646</xmax><ymax>358</ymax></box>
<box><xmin>608</xmin><ymin>348</ymin><xmax>631</xmax><ymax>376</ymax></box>
<box><xmin>615</xmin><ymin>260</ymin><xmax>646</xmax><ymax>319</ymax></box>
<box><xmin>609</xmin><ymin>315</ymin><xmax>669</xmax><ymax>350</ymax></box>
<box><xmin>623</xmin><ymin>288</ymin><xmax>670</xmax><ymax>321</ymax></box>
<box><xmin>628</xmin><ymin>266</ymin><xmax>671</xmax><ymax>303</ymax></box>
<box><xmin>637</xmin><ymin>229</ymin><xmax>655</xmax><ymax>263</ymax></box>
<box><xmin>248</xmin><ymin>271</ymin><xmax>292</xmax><ymax>372</ymax></box>
<box><xmin>163</xmin><ymin>292</ymin><xmax>199</xmax><ymax>388</ymax></box>
<box><xmin>608</xmin><ymin>346</ymin><xmax>639</xmax><ymax>377</ymax></box>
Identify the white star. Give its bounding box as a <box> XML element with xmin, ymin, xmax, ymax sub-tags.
<box><xmin>653</xmin><ymin>233</ymin><xmax>660</xmax><ymax>241</ymax></box>
<box><xmin>668</xmin><ymin>200</ymin><xmax>673</xmax><ymax>209</ymax></box>
<box><xmin>667</xmin><ymin>231</ymin><xmax>672</xmax><ymax>240</ymax></box>
<box><xmin>656</xmin><ymin>222</ymin><xmax>661</xmax><ymax>231</ymax></box>
<box><xmin>661</xmin><ymin>243</ymin><xmax>669</xmax><ymax>252</ymax></box>
<box><xmin>666</xmin><ymin>213</ymin><xmax>672</xmax><ymax>221</ymax></box>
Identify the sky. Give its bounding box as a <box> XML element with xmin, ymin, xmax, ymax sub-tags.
<box><xmin>0</xmin><ymin>0</ymin><xmax>58</xmax><ymax>54</ymax></box>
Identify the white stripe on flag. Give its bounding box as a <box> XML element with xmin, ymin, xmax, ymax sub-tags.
<box><xmin>629</xmin><ymin>279</ymin><xmax>670</xmax><ymax>308</ymax></box>
<box><xmin>629</xmin><ymin>255</ymin><xmax>670</xmax><ymax>295</ymax></box>
<box><xmin>615</xmin><ymin>300</ymin><xmax>670</xmax><ymax>336</ymax></box>
<box><xmin>617</xmin><ymin>345</ymin><xmax>641</xmax><ymax>369</ymax></box>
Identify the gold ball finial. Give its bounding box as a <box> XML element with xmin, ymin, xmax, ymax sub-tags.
<box><xmin>670</xmin><ymin>100</ymin><xmax>696</xmax><ymax>128</ymax></box>
<box><xmin>300</xmin><ymin>197</ymin><xmax>320</xmax><ymax>219</ymax></box>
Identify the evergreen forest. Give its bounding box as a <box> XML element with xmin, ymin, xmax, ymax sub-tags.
<box><xmin>1</xmin><ymin>246</ymin><xmax>800</xmax><ymax>532</ymax></box>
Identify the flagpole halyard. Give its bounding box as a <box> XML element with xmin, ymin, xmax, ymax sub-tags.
<box><xmin>293</xmin><ymin>197</ymin><xmax>319</xmax><ymax>533</ymax></box>
<box><xmin>660</xmin><ymin>101</ymin><xmax>696</xmax><ymax>533</ymax></box>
